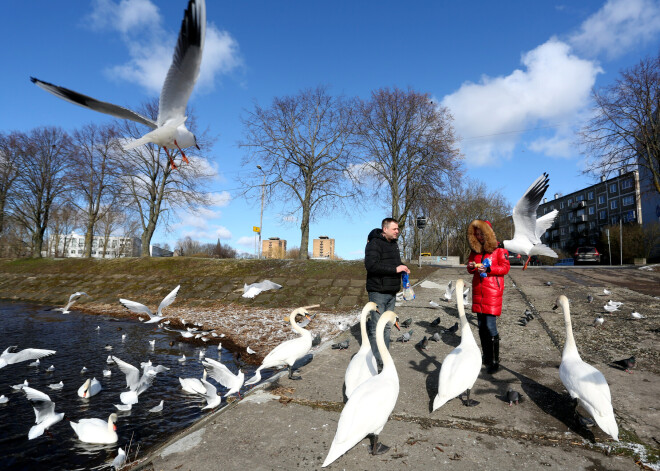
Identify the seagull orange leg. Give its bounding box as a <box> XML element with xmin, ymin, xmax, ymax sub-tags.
<box><xmin>163</xmin><ymin>146</ymin><xmax>177</xmax><ymax>170</ymax></box>
<box><xmin>522</xmin><ymin>256</ymin><xmax>531</xmax><ymax>271</ymax></box>
<box><xmin>174</xmin><ymin>140</ymin><xmax>189</xmax><ymax>163</ymax></box>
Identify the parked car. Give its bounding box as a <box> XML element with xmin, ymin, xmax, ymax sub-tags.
<box><xmin>574</xmin><ymin>247</ymin><xmax>601</xmax><ymax>264</ymax></box>
<box><xmin>508</xmin><ymin>251</ymin><xmax>524</xmax><ymax>265</ymax></box>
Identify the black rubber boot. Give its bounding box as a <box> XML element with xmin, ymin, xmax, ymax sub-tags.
<box><xmin>487</xmin><ymin>335</ymin><xmax>500</xmax><ymax>374</ymax></box>
<box><xmin>480</xmin><ymin>329</ymin><xmax>492</xmax><ymax>367</ymax></box>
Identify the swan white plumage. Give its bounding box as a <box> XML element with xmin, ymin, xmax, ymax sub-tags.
<box><xmin>244</xmin><ymin>307</ymin><xmax>312</xmax><ymax>385</ymax></box>
<box><xmin>0</xmin><ymin>346</ymin><xmax>56</xmax><ymax>369</ymax></box>
<box><xmin>179</xmin><ymin>370</ymin><xmax>208</xmax><ymax>394</ymax></box>
<box><xmin>54</xmin><ymin>291</ymin><xmax>89</xmax><ymax>313</ymax></box>
<box><xmin>22</xmin><ymin>386</ymin><xmax>64</xmax><ymax>439</ymax></box>
<box><xmin>323</xmin><ymin>310</ymin><xmax>400</xmax><ymax>467</ymax></box>
<box><xmin>503</xmin><ymin>173</ymin><xmax>558</xmax><ymax>269</ymax></box>
<box><xmin>432</xmin><ymin>279</ymin><xmax>482</xmax><ymax>411</ymax></box>
<box><xmin>111</xmin><ymin>356</ymin><xmax>158</xmax><ymax>405</ymax></box>
<box><xmin>70</xmin><ymin>413</ymin><xmax>118</xmax><ymax>444</ymax></box>
<box><xmin>202</xmin><ymin>358</ymin><xmax>244</xmax><ymax>398</ymax></box>
<box><xmin>344</xmin><ymin>302</ymin><xmax>379</xmax><ymax>399</ymax></box>
<box><xmin>77</xmin><ymin>377</ymin><xmax>102</xmax><ymax>398</ymax></box>
<box><xmin>553</xmin><ymin>295</ymin><xmax>619</xmax><ymax>441</ymax></box>
<box><xmin>119</xmin><ymin>285</ymin><xmax>180</xmax><ymax>324</ymax></box>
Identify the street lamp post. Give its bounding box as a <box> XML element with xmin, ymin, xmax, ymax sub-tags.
<box><xmin>257</xmin><ymin>165</ymin><xmax>266</xmax><ymax>259</ymax></box>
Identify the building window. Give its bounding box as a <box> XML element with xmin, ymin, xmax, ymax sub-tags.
<box><xmin>588</xmin><ymin>191</ymin><xmax>594</xmax><ymax>200</ymax></box>
<box><xmin>567</xmin><ymin>198</ymin><xmax>573</xmax><ymax>205</ymax></box>
<box><xmin>598</xmin><ymin>195</ymin><xmax>606</xmax><ymax>204</ymax></box>
<box><xmin>622</xmin><ymin>195</ymin><xmax>634</xmax><ymax>206</ymax></box>
<box><xmin>599</xmin><ymin>210</ymin><xmax>607</xmax><ymax>220</ymax></box>
<box><xmin>610</xmin><ymin>200</ymin><xmax>618</xmax><ymax>209</ymax></box>
<box><xmin>589</xmin><ymin>221</ymin><xmax>596</xmax><ymax>229</ymax></box>
<box><xmin>70</xmin><ymin>250</ymin><xmax>75</xmax><ymax>254</ymax></box>
<box><xmin>576</xmin><ymin>195</ymin><xmax>584</xmax><ymax>202</ymax></box>
<box><xmin>588</xmin><ymin>206</ymin><xmax>595</xmax><ymax>215</ymax></box>
<box><xmin>577</xmin><ymin>224</ymin><xmax>585</xmax><ymax>232</ymax></box>
<box><xmin>611</xmin><ymin>215</ymin><xmax>619</xmax><ymax>225</ymax></box>
<box><xmin>560</xmin><ymin>214</ymin><xmax>566</xmax><ymax>222</ymax></box>
<box><xmin>577</xmin><ymin>209</ymin><xmax>585</xmax><ymax>217</ymax></box>
<box><xmin>550</xmin><ymin>205</ymin><xmax>555</xmax><ymax>210</ymax></box>
<box><xmin>560</xmin><ymin>227</ymin><xmax>566</xmax><ymax>235</ymax></box>
<box><xmin>609</xmin><ymin>183</ymin><xmax>617</xmax><ymax>193</ymax></box>
<box><xmin>621</xmin><ymin>179</ymin><xmax>632</xmax><ymax>190</ymax></box>
<box><xmin>623</xmin><ymin>210</ymin><xmax>636</xmax><ymax>223</ymax></box>
<box><xmin>560</xmin><ymin>202</ymin><xmax>564</xmax><ymax>209</ymax></box>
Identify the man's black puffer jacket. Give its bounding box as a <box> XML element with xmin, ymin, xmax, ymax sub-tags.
<box><xmin>365</xmin><ymin>229</ymin><xmax>403</xmax><ymax>294</ymax></box>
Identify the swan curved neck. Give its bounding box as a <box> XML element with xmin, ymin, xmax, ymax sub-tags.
<box><xmin>360</xmin><ymin>306</ymin><xmax>371</xmax><ymax>347</ymax></box>
<box><xmin>290</xmin><ymin>310</ymin><xmax>308</xmax><ymax>336</ymax></box>
<box><xmin>376</xmin><ymin>313</ymin><xmax>395</xmax><ymax>369</ymax></box>
<box><xmin>560</xmin><ymin>300</ymin><xmax>578</xmax><ymax>356</ymax></box>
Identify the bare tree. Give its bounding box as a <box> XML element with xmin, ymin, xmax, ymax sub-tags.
<box><xmin>354</xmin><ymin>87</ymin><xmax>462</xmax><ymax>229</ymax></box>
<box><xmin>69</xmin><ymin>123</ymin><xmax>124</xmax><ymax>257</ymax></box>
<box><xmin>580</xmin><ymin>52</ymin><xmax>660</xmax><ymax>194</ymax></box>
<box><xmin>48</xmin><ymin>203</ymin><xmax>80</xmax><ymax>257</ymax></box>
<box><xmin>116</xmin><ymin>101</ymin><xmax>215</xmax><ymax>256</ymax></box>
<box><xmin>0</xmin><ymin>132</ymin><xmax>21</xmax><ymax>234</ymax></box>
<box><xmin>96</xmin><ymin>208</ymin><xmax>123</xmax><ymax>258</ymax></box>
<box><xmin>9</xmin><ymin>127</ymin><xmax>70</xmax><ymax>257</ymax></box>
<box><xmin>240</xmin><ymin>86</ymin><xmax>358</xmax><ymax>259</ymax></box>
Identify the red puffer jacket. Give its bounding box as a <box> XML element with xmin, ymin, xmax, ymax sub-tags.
<box><xmin>467</xmin><ymin>248</ymin><xmax>510</xmax><ymax>315</ymax></box>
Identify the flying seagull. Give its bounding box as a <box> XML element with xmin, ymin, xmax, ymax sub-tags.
<box><xmin>54</xmin><ymin>292</ymin><xmax>89</xmax><ymax>314</ymax></box>
<box><xmin>119</xmin><ymin>285</ymin><xmax>180</xmax><ymax>324</ymax></box>
<box><xmin>30</xmin><ymin>0</ymin><xmax>206</xmax><ymax>170</ymax></box>
<box><xmin>0</xmin><ymin>346</ymin><xmax>56</xmax><ymax>370</ymax></box>
<box><xmin>503</xmin><ymin>173</ymin><xmax>558</xmax><ymax>270</ymax></box>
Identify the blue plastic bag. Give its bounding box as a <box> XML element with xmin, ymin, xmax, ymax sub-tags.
<box><xmin>402</xmin><ymin>272</ymin><xmax>415</xmax><ymax>300</ymax></box>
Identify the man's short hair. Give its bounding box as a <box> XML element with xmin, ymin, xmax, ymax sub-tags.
<box><xmin>382</xmin><ymin>217</ymin><xmax>398</xmax><ymax>229</ymax></box>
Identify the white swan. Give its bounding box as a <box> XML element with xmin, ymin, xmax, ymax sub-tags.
<box><xmin>344</xmin><ymin>302</ymin><xmax>379</xmax><ymax>399</ymax></box>
<box><xmin>22</xmin><ymin>386</ymin><xmax>64</xmax><ymax>439</ymax></box>
<box><xmin>432</xmin><ymin>279</ymin><xmax>482</xmax><ymax>410</ymax></box>
<box><xmin>553</xmin><ymin>295</ymin><xmax>619</xmax><ymax>441</ymax></box>
<box><xmin>244</xmin><ymin>307</ymin><xmax>312</xmax><ymax>385</ymax></box>
<box><xmin>0</xmin><ymin>346</ymin><xmax>56</xmax><ymax>369</ymax></box>
<box><xmin>119</xmin><ymin>285</ymin><xmax>180</xmax><ymax>324</ymax></box>
<box><xmin>54</xmin><ymin>291</ymin><xmax>88</xmax><ymax>314</ymax></box>
<box><xmin>202</xmin><ymin>358</ymin><xmax>244</xmax><ymax>398</ymax></box>
<box><xmin>503</xmin><ymin>173</ymin><xmax>558</xmax><ymax>269</ymax></box>
<box><xmin>323</xmin><ymin>310</ymin><xmax>400</xmax><ymax>467</ymax></box>
<box><xmin>179</xmin><ymin>370</ymin><xmax>208</xmax><ymax>394</ymax></box>
<box><xmin>111</xmin><ymin>356</ymin><xmax>158</xmax><ymax>405</ymax></box>
<box><xmin>77</xmin><ymin>377</ymin><xmax>102</xmax><ymax>398</ymax></box>
<box><xmin>70</xmin><ymin>413</ymin><xmax>118</xmax><ymax>444</ymax></box>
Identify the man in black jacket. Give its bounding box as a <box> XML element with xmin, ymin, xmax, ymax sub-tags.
<box><xmin>364</xmin><ymin>218</ymin><xmax>410</xmax><ymax>366</ymax></box>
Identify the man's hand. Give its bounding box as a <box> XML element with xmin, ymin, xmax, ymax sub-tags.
<box><xmin>396</xmin><ymin>265</ymin><xmax>410</xmax><ymax>274</ymax></box>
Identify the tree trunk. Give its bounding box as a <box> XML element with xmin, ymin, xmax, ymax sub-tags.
<box><xmin>299</xmin><ymin>205</ymin><xmax>311</xmax><ymax>260</ymax></box>
<box><xmin>84</xmin><ymin>220</ymin><xmax>94</xmax><ymax>258</ymax></box>
<box><xmin>32</xmin><ymin>227</ymin><xmax>45</xmax><ymax>258</ymax></box>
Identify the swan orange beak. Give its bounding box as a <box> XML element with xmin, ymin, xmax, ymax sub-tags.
<box><xmin>113</xmin><ymin>424</ymin><xmax>117</xmax><ymax>431</ymax></box>
<box><xmin>394</xmin><ymin>321</ymin><xmax>401</xmax><ymax>331</ymax></box>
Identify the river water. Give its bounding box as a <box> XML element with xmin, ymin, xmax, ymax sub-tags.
<box><xmin>0</xmin><ymin>302</ymin><xmax>257</xmax><ymax>471</ymax></box>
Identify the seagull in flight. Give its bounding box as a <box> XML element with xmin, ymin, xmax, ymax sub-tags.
<box><xmin>30</xmin><ymin>0</ymin><xmax>206</xmax><ymax>170</ymax></box>
<box><xmin>0</xmin><ymin>346</ymin><xmax>56</xmax><ymax>370</ymax></box>
<box><xmin>503</xmin><ymin>173</ymin><xmax>558</xmax><ymax>270</ymax></box>
<box><xmin>54</xmin><ymin>292</ymin><xmax>89</xmax><ymax>314</ymax></box>
<box><xmin>119</xmin><ymin>285</ymin><xmax>180</xmax><ymax>323</ymax></box>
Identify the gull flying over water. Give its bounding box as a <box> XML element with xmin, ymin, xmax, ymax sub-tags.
<box><xmin>0</xmin><ymin>346</ymin><xmax>56</xmax><ymax>370</ymax></box>
<box><xmin>202</xmin><ymin>358</ymin><xmax>244</xmax><ymax>398</ymax></box>
<box><xmin>54</xmin><ymin>291</ymin><xmax>89</xmax><ymax>314</ymax></box>
<box><xmin>22</xmin><ymin>386</ymin><xmax>65</xmax><ymax>439</ymax></box>
<box><xmin>119</xmin><ymin>285</ymin><xmax>180</xmax><ymax>324</ymax></box>
<box><xmin>503</xmin><ymin>173</ymin><xmax>558</xmax><ymax>270</ymax></box>
<box><xmin>112</xmin><ymin>356</ymin><xmax>160</xmax><ymax>405</ymax></box>
<box><xmin>31</xmin><ymin>0</ymin><xmax>207</xmax><ymax>171</ymax></box>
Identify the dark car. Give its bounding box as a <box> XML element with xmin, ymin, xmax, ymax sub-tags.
<box><xmin>508</xmin><ymin>251</ymin><xmax>524</xmax><ymax>265</ymax></box>
<box><xmin>574</xmin><ymin>247</ymin><xmax>601</xmax><ymax>264</ymax></box>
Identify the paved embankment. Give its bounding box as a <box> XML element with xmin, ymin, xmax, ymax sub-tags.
<box><xmin>134</xmin><ymin>266</ymin><xmax>660</xmax><ymax>471</ymax></box>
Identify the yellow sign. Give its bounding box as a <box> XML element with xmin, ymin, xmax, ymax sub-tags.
<box><xmin>253</xmin><ymin>226</ymin><xmax>261</xmax><ymax>233</ymax></box>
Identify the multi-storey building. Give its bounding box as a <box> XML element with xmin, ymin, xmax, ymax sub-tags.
<box><xmin>48</xmin><ymin>232</ymin><xmax>142</xmax><ymax>258</ymax></box>
<box><xmin>536</xmin><ymin>170</ymin><xmax>644</xmax><ymax>254</ymax></box>
<box><xmin>312</xmin><ymin>236</ymin><xmax>335</xmax><ymax>259</ymax></box>
<box><xmin>262</xmin><ymin>237</ymin><xmax>287</xmax><ymax>259</ymax></box>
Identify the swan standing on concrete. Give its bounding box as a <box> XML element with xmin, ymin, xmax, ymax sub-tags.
<box><xmin>22</xmin><ymin>386</ymin><xmax>64</xmax><ymax>439</ymax></box>
<box><xmin>77</xmin><ymin>378</ymin><xmax>102</xmax><ymax>398</ymax></box>
<box><xmin>70</xmin><ymin>413</ymin><xmax>118</xmax><ymax>444</ymax></box>
<box><xmin>323</xmin><ymin>310</ymin><xmax>400</xmax><ymax>467</ymax></box>
<box><xmin>119</xmin><ymin>285</ymin><xmax>180</xmax><ymax>324</ymax></box>
<box><xmin>344</xmin><ymin>302</ymin><xmax>379</xmax><ymax>399</ymax></box>
<box><xmin>54</xmin><ymin>292</ymin><xmax>88</xmax><ymax>313</ymax></box>
<box><xmin>433</xmin><ymin>279</ymin><xmax>482</xmax><ymax>410</ymax></box>
<box><xmin>553</xmin><ymin>295</ymin><xmax>619</xmax><ymax>441</ymax></box>
<box><xmin>111</xmin><ymin>356</ymin><xmax>158</xmax><ymax>405</ymax></box>
<box><xmin>1</xmin><ymin>346</ymin><xmax>56</xmax><ymax>369</ymax></box>
<box><xmin>202</xmin><ymin>358</ymin><xmax>244</xmax><ymax>398</ymax></box>
<box><xmin>503</xmin><ymin>173</ymin><xmax>558</xmax><ymax>270</ymax></box>
<box><xmin>244</xmin><ymin>307</ymin><xmax>312</xmax><ymax>385</ymax></box>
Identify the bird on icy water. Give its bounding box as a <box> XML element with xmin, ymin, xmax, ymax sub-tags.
<box><xmin>31</xmin><ymin>0</ymin><xmax>206</xmax><ymax>170</ymax></box>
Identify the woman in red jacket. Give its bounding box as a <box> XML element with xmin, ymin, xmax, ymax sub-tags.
<box><xmin>466</xmin><ymin>219</ymin><xmax>510</xmax><ymax>374</ymax></box>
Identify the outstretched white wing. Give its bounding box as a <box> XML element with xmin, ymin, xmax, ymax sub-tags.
<box><xmin>157</xmin><ymin>285</ymin><xmax>181</xmax><ymax>316</ymax></box>
<box><xmin>119</xmin><ymin>299</ymin><xmax>153</xmax><ymax>317</ymax></box>
<box><xmin>535</xmin><ymin>210</ymin><xmax>558</xmax><ymax>239</ymax></box>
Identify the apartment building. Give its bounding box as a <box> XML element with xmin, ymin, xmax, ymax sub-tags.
<box><xmin>49</xmin><ymin>232</ymin><xmax>142</xmax><ymax>258</ymax></box>
<box><xmin>312</xmin><ymin>236</ymin><xmax>335</xmax><ymax>259</ymax></box>
<box><xmin>262</xmin><ymin>237</ymin><xmax>287</xmax><ymax>259</ymax></box>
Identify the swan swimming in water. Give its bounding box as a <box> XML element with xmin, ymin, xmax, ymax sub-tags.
<box><xmin>344</xmin><ymin>302</ymin><xmax>378</xmax><ymax>399</ymax></box>
<box><xmin>244</xmin><ymin>307</ymin><xmax>312</xmax><ymax>386</ymax></box>
<box><xmin>70</xmin><ymin>413</ymin><xmax>118</xmax><ymax>444</ymax></box>
<box><xmin>553</xmin><ymin>295</ymin><xmax>619</xmax><ymax>441</ymax></box>
<box><xmin>77</xmin><ymin>378</ymin><xmax>102</xmax><ymax>398</ymax></box>
<box><xmin>432</xmin><ymin>278</ymin><xmax>482</xmax><ymax>410</ymax></box>
<box><xmin>323</xmin><ymin>310</ymin><xmax>400</xmax><ymax>467</ymax></box>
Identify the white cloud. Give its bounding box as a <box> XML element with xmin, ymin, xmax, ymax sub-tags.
<box><xmin>441</xmin><ymin>39</ymin><xmax>601</xmax><ymax>166</ymax></box>
<box><xmin>569</xmin><ymin>0</ymin><xmax>660</xmax><ymax>59</ymax></box>
<box><xmin>236</xmin><ymin>235</ymin><xmax>257</xmax><ymax>247</ymax></box>
<box><xmin>208</xmin><ymin>191</ymin><xmax>231</xmax><ymax>207</ymax></box>
<box><xmin>181</xmin><ymin>226</ymin><xmax>232</xmax><ymax>241</ymax></box>
<box><xmin>89</xmin><ymin>0</ymin><xmax>242</xmax><ymax>94</ymax></box>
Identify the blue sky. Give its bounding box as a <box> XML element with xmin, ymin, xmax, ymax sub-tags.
<box><xmin>2</xmin><ymin>0</ymin><xmax>659</xmax><ymax>259</ymax></box>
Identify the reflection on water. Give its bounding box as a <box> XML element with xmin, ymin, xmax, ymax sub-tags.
<box><xmin>0</xmin><ymin>302</ymin><xmax>256</xmax><ymax>471</ymax></box>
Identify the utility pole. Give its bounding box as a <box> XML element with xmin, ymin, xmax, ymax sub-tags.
<box><xmin>607</xmin><ymin>228</ymin><xmax>612</xmax><ymax>266</ymax></box>
<box><xmin>257</xmin><ymin>165</ymin><xmax>266</xmax><ymax>259</ymax></box>
<box><xmin>416</xmin><ymin>216</ymin><xmax>427</xmax><ymax>268</ymax></box>
<box><xmin>619</xmin><ymin>219</ymin><xmax>623</xmax><ymax>265</ymax></box>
